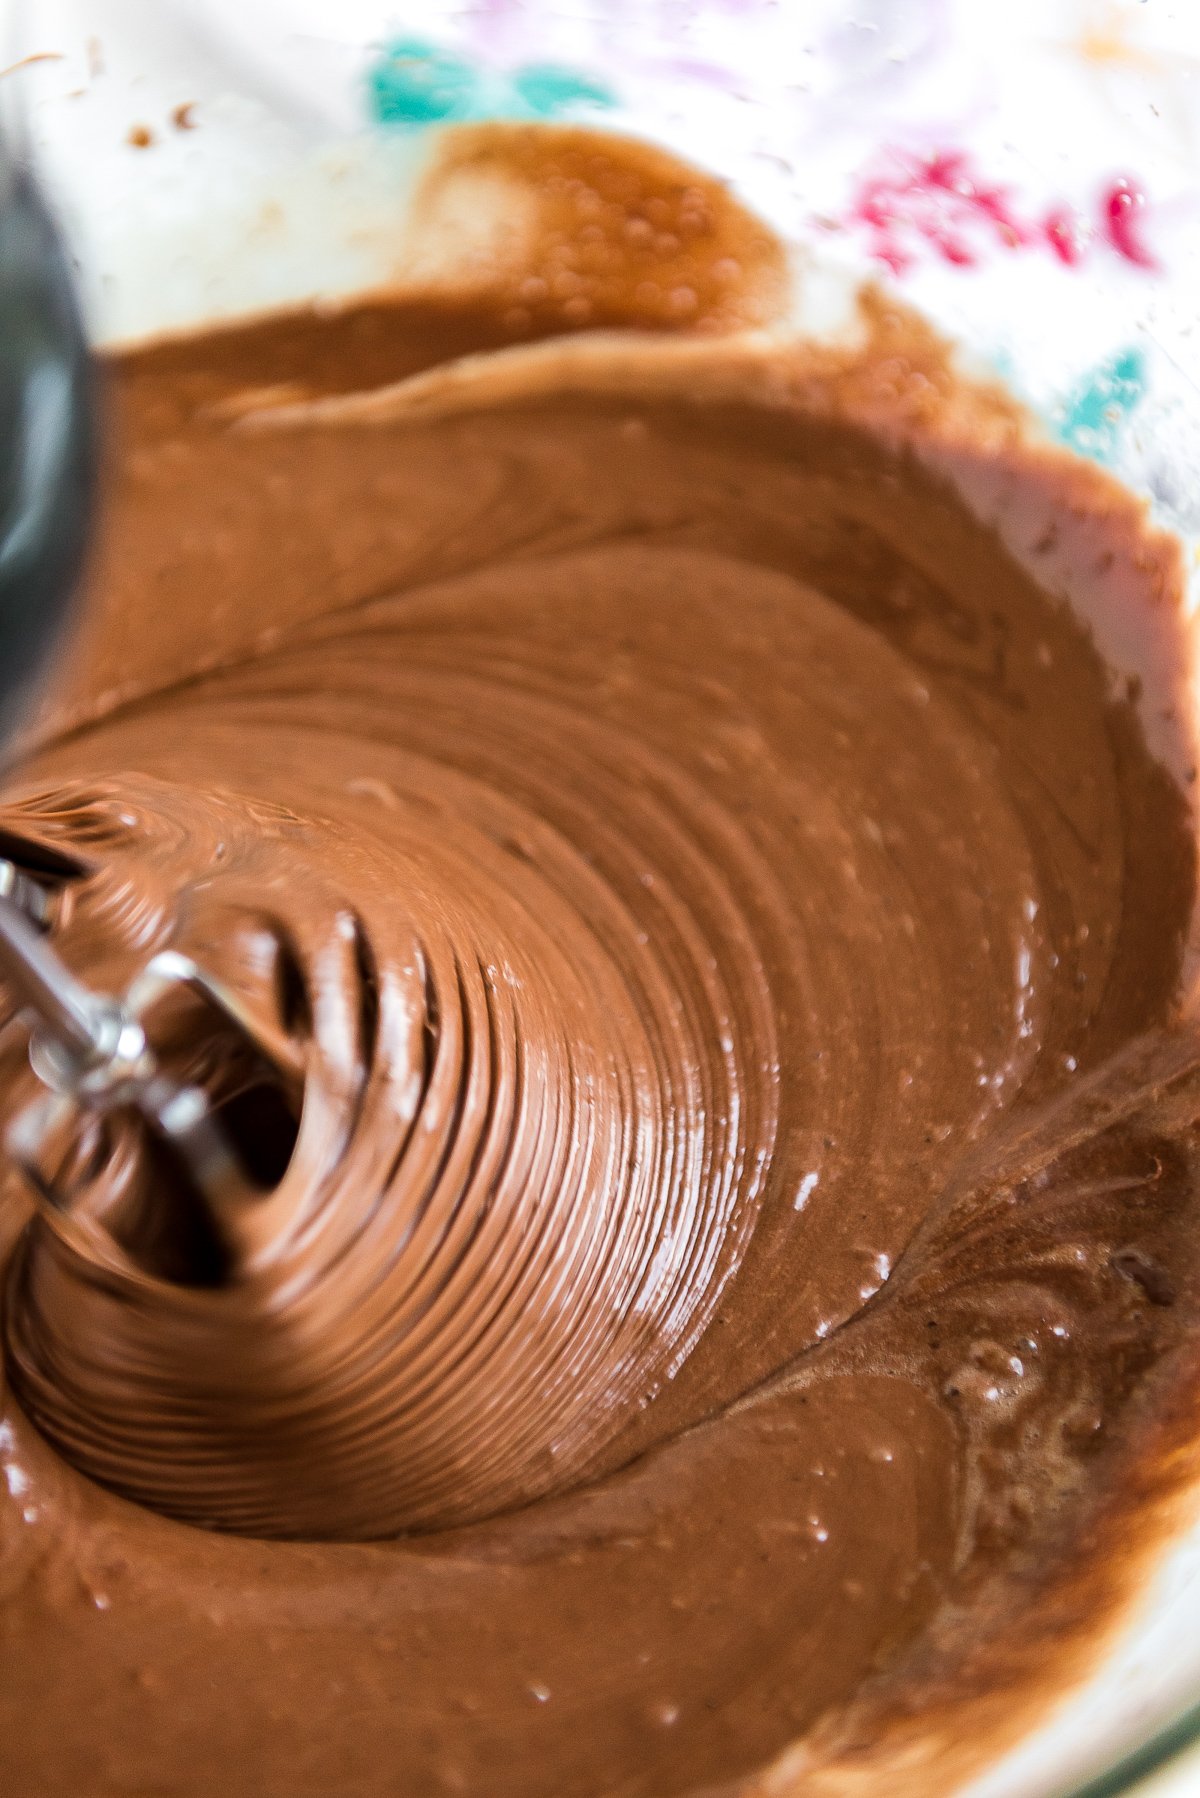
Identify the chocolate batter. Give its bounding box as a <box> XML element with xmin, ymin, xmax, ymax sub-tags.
<box><xmin>1</xmin><ymin>136</ymin><xmax>1200</xmax><ymax>1796</ymax></box>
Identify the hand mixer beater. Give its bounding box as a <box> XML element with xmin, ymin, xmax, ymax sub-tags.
<box><xmin>0</xmin><ymin>109</ymin><xmax>303</xmax><ymax>1271</ymax></box>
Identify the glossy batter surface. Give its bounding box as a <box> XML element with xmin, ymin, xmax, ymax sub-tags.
<box><xmin>1</xmin><ymin>296</ymin><xmax>1200</xmax><ymax>1797</ymax></box>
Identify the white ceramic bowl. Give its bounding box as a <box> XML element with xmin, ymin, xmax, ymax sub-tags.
<box><xmin>13</xmin><ymin>3</ymin><xmax>1200</xmax><ymax>1792</ymax></box>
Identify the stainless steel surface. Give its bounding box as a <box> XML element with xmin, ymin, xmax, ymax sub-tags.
<box><xmin>0</xmin><ymin>98</ymin><xmax>303</xmax><ymax>1247</ymax></box>
<box><xmin>0</xmin><ymin>885</ymin><xmax>122</xmax><ymax>1068</ymax></box>
<box><xmin>3</xmin><ymin>922</ymin><xmax>306</xmax><ymax>1256</ymax></box>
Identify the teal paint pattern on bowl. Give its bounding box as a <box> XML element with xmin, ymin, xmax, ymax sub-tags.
<box><xmin>366</xmin><ymin>36</ymin><xmax>616</xmax><ymax>128</ymax></box>
<box><xmin>1054</xmin><ymin>347</ymin><xmax>1148</xmax><ymax>464</ymax></box>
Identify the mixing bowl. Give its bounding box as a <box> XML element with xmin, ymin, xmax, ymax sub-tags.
<box><xmin>11</xmin><ymin>2</ymin><xmax>1200</xmax><ymax>1792</ymax></box>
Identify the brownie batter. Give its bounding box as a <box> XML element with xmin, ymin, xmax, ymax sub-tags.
<box><xmin>1</xmin><ymin>172</ymin><xmax>1200</xmax><ymax>1793</ymax></box>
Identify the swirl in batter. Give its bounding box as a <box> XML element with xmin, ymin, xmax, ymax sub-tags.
<box><xmin>1</xmin><ymin>282</ymin><xmax>1199</xmax><ymax>1797</ymax></box>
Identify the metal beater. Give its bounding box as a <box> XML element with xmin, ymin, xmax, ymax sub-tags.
<box><xmin>0</xmin><ymin>113</ymin><xmax>301</xmax><ymax>1246</ymax></box>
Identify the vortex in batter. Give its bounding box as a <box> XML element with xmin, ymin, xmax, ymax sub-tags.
<box><xmin>0</xmin><ymin>288</ymin><xmax>1199</xmax><ymax>1798</ymax></box>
